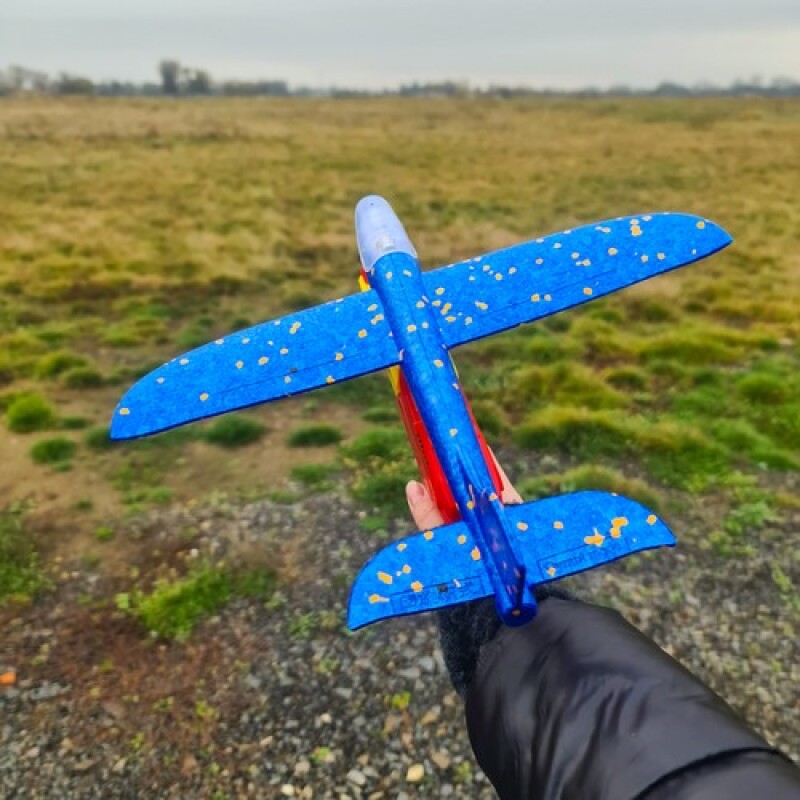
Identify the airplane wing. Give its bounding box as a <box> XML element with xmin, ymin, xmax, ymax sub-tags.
<box><xmin>111</xmin><ymin>289</ymin><xmax>399</xmax><ymax>439</ymax></box>
<box><xmin>422</xmin><ymin>213</ymin><xmax>732</xmax><ymax>349</ymax></box>
<box><xmin>347</xmin><ymin>491</ymin><xmax>674</xmax><ymax>630</ymax></box>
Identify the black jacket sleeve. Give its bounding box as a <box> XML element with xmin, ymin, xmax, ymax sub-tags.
<box><xmin>465</xmin><ymin>597</ymin><xmax>800</xmax><ymax>800</ymax></box>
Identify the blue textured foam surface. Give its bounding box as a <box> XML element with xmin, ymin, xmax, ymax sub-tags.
<box><xmin>347</xmin><ymin>491</ymin><xmax>675</xmax><ymax>629</ymax></box>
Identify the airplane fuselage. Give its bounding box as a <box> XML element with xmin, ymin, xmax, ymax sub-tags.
<box><xmin>366</xmin><ymin>246</ymin><xmax>537</xmax><ymax>623</ymax></box>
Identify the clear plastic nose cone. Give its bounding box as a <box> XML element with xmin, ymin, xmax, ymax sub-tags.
<box><xmin>355</xmin><ymin>195</ymin><xmax>417</xmax><ymax>271</ymax></box>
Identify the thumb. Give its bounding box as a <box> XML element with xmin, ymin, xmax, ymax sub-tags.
<box><xmin>406</xmin><ymin>480</ymin><xmax>446</xmax><ymax>531</ymax></box>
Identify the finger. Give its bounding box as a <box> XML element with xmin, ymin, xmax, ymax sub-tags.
<box><xmin>488</xmin><ymin>447</ymin><xmax>523</xmax><ymax>505</ymax></box>
<box><xmin>406</xmin><ymin>480</ymin><xmax>445</xmax><ymax>530</ymax></box>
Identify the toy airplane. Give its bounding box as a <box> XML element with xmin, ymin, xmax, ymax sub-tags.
<box><xmin>111</xmin><ymin>196</ymin><xmax>732</xmax><ymax>629</ymax></box>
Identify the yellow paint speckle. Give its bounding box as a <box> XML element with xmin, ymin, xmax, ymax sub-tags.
<box><xmin>631</xmin><ymin>226</ymin><xmax>643</xmax><ymax>237</ymax></box>
<box><xmin>358</xmin><ymin>329</ymin><xmax>367</xmax><ymax>338</ymax></box>
<box><xmin>424</xmin><ymin>530</ymin><xmax>434</xmax><ymax>541</ymax></box>
<box><xmin>441</xmin><ymin>303</ymin><xmax>452</xmax><ymax>315</ymax></box>
<box><xmin>416</xmin><ymin>300</ymin><xmax>425</xmax><ymax>308</ymax></box>
<box><xmin>641</xmin><ymin>255</ymin><xmax>649</xmax><ymax>263</ymax></box>
<box><xmin>489</xmin><ymin>492</ymin><xmax>498</xmax><ymax>502</ymax></box>
<box><xmin>378</xmin><ymin>571</ymin><xmax>393</xmax><ymax>585</ymax></box>
<box><xmin>531</xmin><ymin>293</ymin><xmax>540</xmax><ymax>302</ymax></box>
<box><xmin>449</xmin><ymin>428</ymin><xmax>458</xmax><ymax>437</ymax></box>
<box><xmin>434</xmin><ymin>359</ymin><xmax>444</xmax><ymax>368</ymax></box>
<box><xmin>284</xmin><ymin>376</ymin><xmax>291</xmax><ymax>384</ymax></box>
<box><xmin>657</xmin><ymin>252</ymin><xmax>666</xmax><ymax>260</ymax></box>
<box><xmin>180</xmin><ymin>358</ymin><xmax>189</xmax><ymax>365</ymax></box>
<box><xmin>385</xmin><ymin>271</ymin><xmax>393</xmax><ymax>279</ymax></box>
<box><xmin>369</xmin><ymin>594</ymin><xmax>389</xmax><ymax>604</ymax></box>
<box><xmin>584</xmin><ymin>529</ymin><xmax>605</xmax><ymax>547</ymax></box>
<box><xmin>156</xmin><ymin>377</ymin><xmax>165</xmax><ymax>384</ymax></box>
<box><xmin>470</xmin><ymin>547</ymin><xmax>481</xmax><ymax>562</ymax></box>
<box><xmin>475</xmin><ymin>301</ymin><xmax>488</xmax><ymax>311</ymax></box>
<box><xmin>411</xmin><ymin>581</ymin><xmax>424</xmax><ymax>593</ymax></box>
<box><xmin>610</xmin><ymin>516</ymin><xmax>629</xmax><ymax>538</ymax></box>
<box><xmin>553</xmin><ymin>520</ymin><xmax>564</xmax><ymax>530</ymax></box>
<box><xmin>466</xmin><ymin>500</ymin><xmax>475</xmax><ymax>510</ymax></box>
<box><xmin>583</xmin><ymin>287</ymin><xmax>593</xmax><ymax>296</ymax></box>
<box><xmin>290</xmin><ymin>322</ymin><xmax>301</xmax><ymax>334</ymax></box>
<box><xmin>535</xmin><ymin>258</ymin><xmax>544</xmax><ymax>265</ymax></box>
<box><xmin>119</xmin><ymin>407</ymin><xmax>130</xmax><ymax>416</ymax></box>
<box><xmin>696</xmin><ymin>220</ymin><xmax>706</xmax><ymax>229</ymax></box>
<box><xmin>544</xmin><ymin>294</ymin><xmax>552</xmax><ymax>301</ymax></box>
<box><xmin>407</xmin><ymin>324</ymin><xmax>417</xmax><ymax>333</ymax></box>
<box><xmin>509</xmin><ymin>267</ymin><xmax>517</xmax><ymax>275</ymax></box>
<box><xmin>335</xmin><ymin>352</ymin><xmax>344</xmax><ymax>361</ymax></box>
<box><xmin>258</xmin><ymin>356</ymin><xmax>269</xmax><ymax>365</ymax></box>
<box><xmin>368</xmin><ymin>303</ymin><xmax>378</xmax><ymax>312</ymax></box>
<box><xmin>465</xmin><ymin>316</ymin><xmax>473</xmax><ymax>325</ymax></box>
<box><xmin>199</xmin><ymin>393</ymin><xmax>209</xmax><ymax>402</ymax></box>
<box><xmin>402</xmin><ymin>564</ymin><xmax>411</xmax><ymax>574</ymax></box>
<box><xmin>517</xmin><ymin>522</ymin><xmax>528</xmax><ymax>531</ymax></box>
<box><xmin>572</xmin><ymin>252</ymin><xmax>580</xmax><ymax>260</ymax></box>
<box><xmin>326</xmin><ymin>376</ymin><xmax>335</xmax><ymax>384</ymax></box>
<box><xmin>553</xmin><ymin>242</ymin><xmax>562</xmax><ymax>249</ymax></box>
<box><xmin>242</xmin><ymin>337</ymin><xmax>250</xmax><ymax>343</ymax></box>
<box><xmin>397</xmin><ymin>543</ymin><xmax>407</xmax><ymax>552</ymax></box>
<box><xmin>236</xmin><ymin>360</ymin><xmax>244</xmax><ymax>369</ymax></box>
<box><xmin>547</xmin><ymin>566</ymin><xmax>557</xmax><ymax>578</ymax></box>
<box><xmin>608</xmin><ymin>247</ymin><xmax>618</xmax><ymax>256</ymax></box>
<box><xmin>647</xmin><ymin>514</ymin><xmax>657</xmax><ymax>525</ymax></box>
<box><xmin>457</xmin><ymin>534</ymin><xmax>467</xmax><ymax>545</ymax></box>
<box><xmin>445</xmin><ymin>315</ymin><xmax>456</xmax><ymax>323</ymax></box>
<box><xmin>280</xmin><ymin>347</ymin><xmax>289</xmax><ymax>355</ymax></box>
<box><xmin>495</xmin><ymin>273</ymin><xmax>503</xmax><ymax>281</ymax></box>
<box><xmin>435</xmin><ymin>287</ymin><xmax>445</xmax><ymax>295</ymax></box>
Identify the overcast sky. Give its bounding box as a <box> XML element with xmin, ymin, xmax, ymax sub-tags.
<box><xmin>2</xmin><ymin>0</ymin><xmax>799</xmax><ymax>89</ymax></box>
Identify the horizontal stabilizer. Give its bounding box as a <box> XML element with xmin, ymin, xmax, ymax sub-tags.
<box><xmin>423</xmin><ymin>213</ymin><xmax>732</xmax><ymax>349</ymax></box>
<box><xmin>347</xmin><ymin>520</ymin><xmax>492</xmax><ymax>630</ymax></box>
<box><xmin>347</xmin><ymin>491</ymin><xmax>674</xmax><ymax>630</ymax></box>
<box><xmin>111</xmin><ymin>290</ymin><xmax>399</xmax><ymax>439</ymax></box>
<box><xmin>505</xmin><ymin>491</ymin><xmax>675</xmax><ymax>584</ymax></box>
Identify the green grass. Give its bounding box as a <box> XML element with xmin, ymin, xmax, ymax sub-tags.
<box><xmin>202</xmin><ymin>415</ymin><xmax>267</xmax><ymax>448</ymax></box>
<box><xmin>287</xmin><ymin>424</ymin><xmax>344</xmax><ymax>448</ymax></box>
<box><xmin>62</xmin><ymin>365</ymin><xmax>104</xmax><ymax>389</ymax></box>
<box><xmin>34</xmin><ymin>350</ymin><xmax>89</xmax><ymax>379</ymax></box>
<box><xmin>95</xmin><ymin>525</ymin><xmax>115</xmax><ymax>542</ymax></box>
<box><xmin>290</xmin><ymin>463</ymin><xmax>337</xmax><ymax>490</ymax></box>
<box><xmin>5</xmin><ymin>393</ymin><xmax>57</xmax><ymax>433</ymax></box>
<box><xmin>120</xmin><ymin>564</ymin><xmax>275</xmax><ymax>640</ymax></box>
<box><xmin>30</xmin><ymin>436</ymin><xmax>77</xmax><ymax>465</ymax></box>
<box><xmin>0</xmin><ymin>505</ymin><xmax>47</xmax><ymax>605</ymax></box>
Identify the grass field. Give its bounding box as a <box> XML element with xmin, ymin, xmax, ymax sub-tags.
<box><xmin>0</xmin><ymin>95</ymin><xmax>798</xmax><ymax>607</ymax></box>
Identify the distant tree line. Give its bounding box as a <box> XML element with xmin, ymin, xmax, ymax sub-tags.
<box><xmin>0</xmin><ymin>61</ymin><xmax>798</xmax><ymax>99</ymax></box>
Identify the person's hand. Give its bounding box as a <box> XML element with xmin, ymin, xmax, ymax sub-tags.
<box><xmin>404</xmin><ymin>451</ymin><xmax>522</xmax><ymax>697</ymax></box>
<box><xmin>405</xmin><ymin>450</ymin><xmax>523</xmax><ymax>530</ymax></box>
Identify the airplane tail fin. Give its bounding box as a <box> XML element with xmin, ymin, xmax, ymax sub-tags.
<box><xmin>347</xmin><ymin>491</ymin><xmax>675</xmax><ymax>630</ymax></box>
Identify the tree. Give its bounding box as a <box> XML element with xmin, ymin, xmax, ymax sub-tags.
<box><xmin>56</xmin><ymin>73</ymin><xmax>94</xmax><ymax>95</ymax></box>
<box><xmin>159</xmin><ymin>60</ymin><xmax>180</xmax><ymax>95</ymax></box>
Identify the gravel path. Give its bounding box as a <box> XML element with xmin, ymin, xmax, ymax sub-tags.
<box><xmin>2</xmin><ymin>459</ymin><xmax>798</xmax><ymax>798</ymax></box>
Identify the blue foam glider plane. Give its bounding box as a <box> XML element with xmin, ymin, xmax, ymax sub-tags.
<box><xmin>111</xmin><ymin>196</ymin><xmax>732</xmax><ymax>630</ymax></box>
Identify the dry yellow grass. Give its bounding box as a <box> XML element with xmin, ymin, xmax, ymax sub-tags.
<box><xmin>0</xmin><ymin>96</ymin><xmax>798</xmax><ymax>563</ymax></box>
